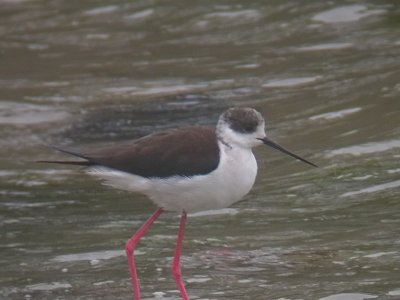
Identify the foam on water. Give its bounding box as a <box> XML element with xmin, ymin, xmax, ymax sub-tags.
<box><xmin>93</xmin><ymin>280</ymin><xmax>115</xmax><ymax>286</ymax></box>
<box><xmin>26</xmin><ymin>282</ymin><xmax>72</xmax><ymax>291</ymax></box>
<box><xmin>310</xmin><ymin>107</ymin><xmax>361</xmax><ymax>121</ymax></box>
<box><xmin>1</xmin><ymin>200</ymin><xmax>77</xmax><ymax>209</ymax></box>
<box><xmin>298</xmin><ymin>43</ymin><xmax>353</xmax><ymax>51</ymax></box>
<box><xmin>0</xmin><ymin>101</ymin><xmax>69</xmax><ymax>125</ymax></box>
<box><xmin>318</xmin><ymin>293</ymin><xmax>377</xmax><ymax>300</ymax></box>
<box><xmin>341</xmin><ymin>180</ymin><xmax>400</xmax><ymax>197</ymax></box>
<box><xmin>387</xmin><ymin>289</ymin><xmax>400</xmax><ymax>296</ymax></box>
<box><xmin>263</xmin><ymin>76</ymin><xmax>320</xmax><ymax>88</ymax></box>
<box><xmin>125</xmin><ymin>9</ymin><xmax>154</xmax><ymax>22</ymax></box>
<box><xmin>83</xmin><ymin>5</ymin><xmax>119</xmax><ymax>16</ymax></box>
<box><xmin>326</xmin><ymin>140</ymin><xmax>400</xmax><ymax>157</ymax></box>
<box><xmin>103</xmin><ymin>83</ymin><xmax>210</xmax><ymax>97</ymax></box>
<box><xmin>363</xmin><ymin>251</ymin><xmax>397</xmax><ymax>258</ymax></box>
<box><xmin>51</xmin><ymin>249</ymin><xmax>127</xmax><ymax>263</ymax></box>
<box><xmin>312</xmin><ymin>5</ymin><xmax>385</xmax><ymax>23</ymax></box>
<box><xmin>186</xmin><ymin>276</ymin><xmax>211</xmax><ymax>283</ymax></box>
<box><xmin>188</xmin><ymin>208</ymin><xmax>239</xmax><ymax>217</ymax></box>
<box><xmin>205</xmin><ymin>9</ymin><xmax>262</xmax><ymax>21</ymax></box>
<box><xmin>387</xmin><ymin>168</ymin><xmax>400</xmax><ymax>174</ymax></box>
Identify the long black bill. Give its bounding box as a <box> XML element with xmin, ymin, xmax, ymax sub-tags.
<box><xmin>258</xmin><ymin>137</ymin><xmax>318</xmax><ymax>168</ymax></box>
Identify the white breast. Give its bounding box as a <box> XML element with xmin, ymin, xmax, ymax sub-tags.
<box><xmin>86</xmin><ymin>141</ymin><xmax>258</xmax><ymax>213</ymax></box>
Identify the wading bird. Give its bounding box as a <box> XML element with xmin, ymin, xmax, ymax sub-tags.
<box><xmin>40</xmin><ymin>107</ymin><xmax>317</xmax><ymax>300</ymax></box>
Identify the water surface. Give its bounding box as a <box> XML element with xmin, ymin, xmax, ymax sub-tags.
<box><xmin>1</xmin><ymin>1</ymin><xmax>399</xmax><ymax>299</ymax></box>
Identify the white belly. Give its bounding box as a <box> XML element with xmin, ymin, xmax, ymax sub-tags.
<box><xmin>86</xmin><ymin>142</ymin><xmax>258</xmax><ymax>212</ymax></box>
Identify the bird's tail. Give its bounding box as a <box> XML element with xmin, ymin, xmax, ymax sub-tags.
<box><xmin>36</xmin><ymin>145</ymin><xmax>92</xmax><ymax>166</ymax></box>
<box><xmin>36</xmin><ymin>160</ymin><xmax>90</xmax><ymax>166</ymax></box>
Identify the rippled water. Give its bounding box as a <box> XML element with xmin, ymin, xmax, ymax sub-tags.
<box><xmin>1</xmin><ymin>1</ymin><xmax>399</xmax><ymax>299</ymax></box>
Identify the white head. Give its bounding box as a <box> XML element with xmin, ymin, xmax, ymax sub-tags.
<box><xmin>217</xmin><ymin>107</ymin><xmax>318</xmax><ymax>167</ymax></box>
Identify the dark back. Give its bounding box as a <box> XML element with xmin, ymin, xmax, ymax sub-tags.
<box><xmin>84</xmin><ymin>126</ymin><xmax>220</xmax><ymax>178</ymax></box>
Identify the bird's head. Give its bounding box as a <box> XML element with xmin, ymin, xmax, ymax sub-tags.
<box><xmin>217</xmin><ymin>107</ymin><xmax>317</xmax><ymax>167</ymax></box>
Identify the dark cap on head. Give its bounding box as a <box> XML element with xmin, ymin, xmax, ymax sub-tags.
<box><xmin>220</xmin><ymin>107</ymin><xmax>264</xmax><ymax>134</ymax></box>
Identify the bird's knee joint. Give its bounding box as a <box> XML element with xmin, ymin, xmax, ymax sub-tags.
<box><xmin>125</xmin><ymin>239</ymin><xmax>139</xmax><ymax>254</ymax></box>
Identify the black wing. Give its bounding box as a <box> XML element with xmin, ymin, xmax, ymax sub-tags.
<box><xmin>41</xmin><ymin>126</ymin><xmax>220</xmax><ymax>178</ymax></box>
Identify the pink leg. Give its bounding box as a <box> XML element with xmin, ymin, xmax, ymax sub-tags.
<box><xmin>125</xmin><ymin>208</ymin><xmax>164</xmax><ymax>300</ymax></box>
<box><xmin>172</xmin><ymin>211</ymin><xmax>189</xmax><ymax>300</ymax></box>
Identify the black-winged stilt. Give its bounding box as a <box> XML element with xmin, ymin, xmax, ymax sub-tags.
<box><xmin>40</xmin><ymin>107</ymin><xmax>317</xmax><ymax>299</ymax></box>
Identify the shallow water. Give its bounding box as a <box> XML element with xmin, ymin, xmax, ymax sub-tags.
<box><xmin>1</xmin><ymin>1</ymin><xmax>400</xmax><ymax>299</ymax></box>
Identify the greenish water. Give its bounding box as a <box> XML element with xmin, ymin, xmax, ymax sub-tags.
<box><xmin>1</xmin><ymin>1</ymin><xmax>400</xmax><ymax>299</ymax></box>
